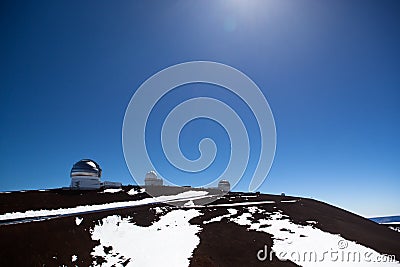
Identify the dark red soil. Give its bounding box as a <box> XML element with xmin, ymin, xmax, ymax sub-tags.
<box><xmin>0</xmin><ymin>201</ymin><xmax>172</xmax><ymax>266</ymax></box>
<box><xmin>189</xmin><ymin>208</ymin><xmax>299</xmax><ymax>267</ymax></box>
<box><xmin>0</xmin><ymin>189</ymin><xmax>398</xmax><ymax>266</ymax></box>
<box><xmin>0</xmin><ymin>186</ymin><xmax>147</xmax><ymax>214</ymax></box>
<box><xmin>276</xmin><ymin>198</ymin><xmax>400</xmax><ymax>260</ymax></box>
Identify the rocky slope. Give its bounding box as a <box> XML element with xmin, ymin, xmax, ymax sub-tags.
<box><xmin>0</xmin><ymin>187</ymin><xmax>399</xmax><ymax>267</ymax></box>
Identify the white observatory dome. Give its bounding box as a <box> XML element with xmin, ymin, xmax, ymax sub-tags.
<box><xmin>145</xmin><ymin>171</ymin><xmax>158</xmax><ymax>179</ymax></box>
<box><xmin>70</xmin><ymin>159</ymin><xmax>102</xmax><ymax>190</ymax></box>
<box><xmin>144</xmin><ymin>171</ymin><xmax>163</xmax><ymax>186</ymax></box>
<box><xmin>70</xmin><ymin>159</ymin><xmax>102</xmax><ymax>178</ymax></box>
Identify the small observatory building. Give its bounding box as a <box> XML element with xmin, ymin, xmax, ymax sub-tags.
<box><xmin>70</xmin><ymin>159</ymin><xmax>122</xmax><ymax>190</ymax></box>
<box><xmin>218</xmin><ymin>180</ymin><xmax>231</xmax><ymax>192</ymax></box>
<box><xmin>144</xmin><ymin>171</ymin><xmax>163</xmax><ymax>186</ymax></box>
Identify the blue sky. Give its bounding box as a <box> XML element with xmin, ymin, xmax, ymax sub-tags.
<box><xmin>1</xmin><ymin>0</ymin><xmax>399</xmax><ymax>217</ymax></box>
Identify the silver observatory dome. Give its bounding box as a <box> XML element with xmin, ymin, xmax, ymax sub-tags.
<box><xmin>70</xmin><ymin>159</ymin><xmax>102</xmax><ymax>178</ymax></box>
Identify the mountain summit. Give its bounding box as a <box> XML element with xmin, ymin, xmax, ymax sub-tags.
<box><xmin>0</xmin><ymin>187</ymin><xmax>399</xmax><ymax>266</ymax></box>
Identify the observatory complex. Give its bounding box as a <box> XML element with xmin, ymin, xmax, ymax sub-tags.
<box><xmin>144</xmin><ymin>171</ymin><xmax>163</xmax><ymax>186</ymax></box>
<box><xmin>70</xmin><ymin>159</ymin><xmax>121</xmax><ymax>190</ymax></box>
<box><xmin>142</xmin><ymin>170</ymin><xmax>230</xmax><ymax>192</ymax></box>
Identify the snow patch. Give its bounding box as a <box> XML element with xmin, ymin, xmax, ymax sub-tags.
<box><xmin>155</xmin><ymin>190</ymin><xmax>209</xmax><ymax>203</ymax></box>
<box><xmin>231</xmin><ymin>207</ymin><xmax>400</xmax><ymax>267</ymax></box>
<box><xmin>207</xmin><ymin>200</ymin><xmax>275</xmax><ymax>207</ymax></box>
<box><xmin>389</xmin><ymin>226</ymin><xmax>400</xmax><ymax>233</ymax></box>
<box><xmin>75</xmin><ymin>217</ymin><xmax>83</xmax><ymax>226</ymax></box>
<box><xmin>203</xmin><ymin>209</ymin><xmax>238</xmax><ymax>224</ymax></box>
<box><xmin>0</xmin><ymin>191</ymin><xmax>212</xmax><ymax>222</ymax></box>
<box><xmin>281</xmin><ymin>200</ymin><xmax>298</xmax><ymax>203</ymax></box>
<box><xmin>153</xmin><ymin>207</ymin><xmax>167</xmax><ymax>214</ymax></box>
<box><xmin>101</xmin><ymin>189</ymin><xmax>123</xmax><ymax>194</ymax></box>
<box><xmin>91</xmin><ymin>209</ymin><xmax>202</xmax><ymax>267</ymax></box>
<box><xmin>0</xmin><ymin>198</ymin><xmax>154</xmax><ymax>221</ymax></box>
<box><xmin>127</xmin><ymin>188</ymin><xmax>145</xmax><ymax>195</ymax></box>
<box><xmin>184</xmin><ymin>200</ymin><xmax>195</xmax><ymax>207</ymax></box>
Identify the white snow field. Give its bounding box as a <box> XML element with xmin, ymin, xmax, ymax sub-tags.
<box><xmin>230</xmin><ymin>206</ymin><xmax>400</xmax><ymax>267</ymax></box>
<box><xmin>1</xmin><ymin>191</ymin><xmax>398</xmax><ymax>267</ymax></box>
<box><xmin>89</xmin><ymin>201</ymin><xmax>399</xmax><ymax>267</ymax></box>
<box><xmin>91</xmin><ymin>209</ymin><xmax>202</xmax><ymax>267</ymax></box>
<box><xmin>75</xmin><ymin>216</ymin><xmax>83</xmax><ymax>226</ymax></box>
<box><xmin>206</xmin><ymin>200</ymin><xmax>275</xmax><ymax>207</ymax></box>
<box><xmin>0</xmin><ymin>190</ymin><xmax>210</xmax><ymax>222</ymax></box>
